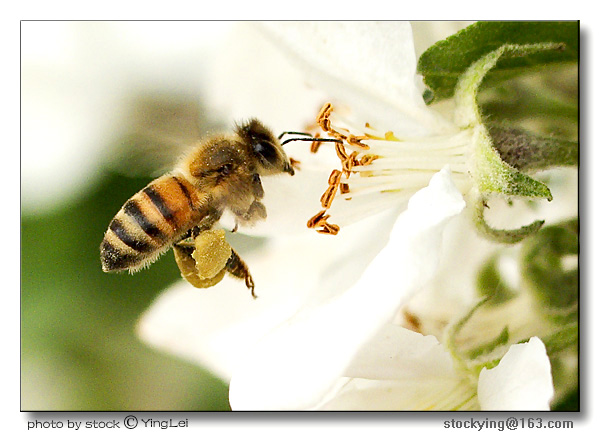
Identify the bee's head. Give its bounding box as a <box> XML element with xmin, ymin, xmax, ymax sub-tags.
<box><xmin>236</xmin><ymin>119</ymin><xmax>295</xmax><ymax>176</ymax></box>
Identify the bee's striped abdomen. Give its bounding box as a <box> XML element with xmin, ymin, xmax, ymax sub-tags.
<box><xmin>101</xmin><ymin>175</ymin><xmax>205</xmax><ymax>272</ymax></box>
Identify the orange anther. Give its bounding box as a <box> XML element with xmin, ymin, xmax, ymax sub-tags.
<box><xmin>328</xmin><ymin>169</ymin><xmax>342</xmax><ymax>186</ymax></box>
<box><xmin>335</xmin><ymin>141</ymin><xmax>348</xmax><ymax>160</ymax></box>
<box><xmin>307</xmin><ymin>210</ymin><xmax>327</xmax><ymax>228</ymax></box>
<box><xmin>320</xmin><ymin>183</ymin><xmax>338</xmax><ymax>209</ymax></box>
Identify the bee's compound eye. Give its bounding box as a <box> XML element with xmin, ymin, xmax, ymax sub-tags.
<box><xmin>253</xmin><ymin>141</ymin><xmax>278</xmax><ymax>164</ymax></box>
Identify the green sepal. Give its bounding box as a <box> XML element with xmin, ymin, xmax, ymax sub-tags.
<box><xmin>488</xmin><ymin>125</ymin><xmax>578</xmax><ymax>173</ymax></box>
<box><xmin>452</xmin><ymin>43</ymin><xmax>564</xmax><ymax>243</ymax></box>
<box><xmin>465</xmin><ymin>326</ymin><xmax>510</xmax><ymax>360</ymax></box>
<box><xmin>471</xmin><ymin>125</ymin><xmax>554</xmax><ymax>200</ymax></box>
<box><xmin>455</xmin><ymin>43</ymin><xmax>558</xmax><ymax>199</ymax></box>
<box><xmin>445</xmin><ymin>296</ymin><xmax>513</xmax><ymax>377</ymax></box>
<box><xmin>445</xmin><ymin>296</ymin><xmax>491</xmax><ymax>373</ymax></box>
<box><xmin>472</xmin><ymin>197</ymin><xmax>546</xmax><ymax>245</ymax></box>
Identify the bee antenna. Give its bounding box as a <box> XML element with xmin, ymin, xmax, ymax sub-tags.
<box><xmin>280</xmin><ymin>137</ymin><xmax>343</xmax><ymax>146</ymax></box>
<box><xmin>277</xmin><ymin>131</ymin><xmax>314</xmax><ymax>140</ymax></box>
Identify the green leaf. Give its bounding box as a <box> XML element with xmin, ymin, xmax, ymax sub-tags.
<box><xmin>418</xmin><ymin>21</ymin><xmax>579</xmax><ymax>102</ymax></box>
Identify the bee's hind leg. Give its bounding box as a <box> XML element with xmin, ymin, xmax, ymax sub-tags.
<box><xmin>226</xmin><ymin>249</ymin><xmax>256</xmax><ymax>299</ymax></box>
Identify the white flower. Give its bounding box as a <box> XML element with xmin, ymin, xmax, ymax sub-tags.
<box><xmin>138</xmin><ymin>22</ymin><xmax>561</xmax><ymax>410</ymax></box>
<box><xmin>140</xmin><ymin>168</ymin><xmax>471</xmax><ymax>409</ymax></box>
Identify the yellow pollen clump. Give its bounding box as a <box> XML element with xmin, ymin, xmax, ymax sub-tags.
<box><xmin>173</xmin><ymin>229</ymin><xmax>231</xmax><ymax>288</ymax></box>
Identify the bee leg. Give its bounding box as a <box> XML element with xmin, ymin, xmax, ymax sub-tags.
<box><xmin>190</xmin><ymin>226</ymin><xmax>202</xmax><ymax>238</ymax></box>
<box><xmin>173</xmin><ymin>241</ymin><xmax>195</xmax><ymax>257</ymax></box>
<box><xmin>248</xmin><ymin>200</ymin><xmax>267</xmax><ymax>220</ymax></box>
<box><xmin>176</xmin><ymin>226</ymin><xmax>201</xmax><ymax>245</ymax></box>
<box><xmin>252</xmin><ymin>173</ymin><xmax>265</xmax><ymax>199</ymax></box>
<box><xmin>226</xmin><ymin>249</ymin><xmax>256</xmax><ymax>299</ymax></box>
<box><xmin>237</xmin><ymin>200</ymin><xmax>267</xmax><ymax>223</ymax></box>
<box><xmin>185</xmin><ymin>208</ymin><xmax>223</xmax><ymax>238</ymax></box>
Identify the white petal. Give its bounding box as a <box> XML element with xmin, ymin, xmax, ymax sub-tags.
<box><xmin>315</xmin><ymin>376</ymin><xmax>477</xmax><ymax>411</ymax></box>
<box><xmin>138</xmin><ymin>281</ymin><xmax>267</xmax><ymax>381</ymax></box>
<box><xmin>137</xmin><ymin>211</ymin><xmax>399</xmax><ymax>380</ymax></box>
<box><xmin>316</xmin><ymin>326</ymin><xmax>477</xmax><ymax>410</ymax></box>
<box><xmin>137</xmin><ymin>235</ymin><xmax>327</xmax><ymax>381</ymax></box>
<box><xmin>315</xmin><ymin>325</ymin><xmax>474</xmax><ymax>410</ymax></box>
<box><xmin>343</xmin><ymin>324</ymin><xmax>454</xmax><ymax>381</ymax></box>
<box><xmin>204</xmin><ymin>23</ymin><xmax>326</xmax><ymax>133</ymax></box>
<box><xmin>261</xmin><ymin>21</ymin><xmax>455</xmax><ymax>135</ymax></box>
<box><xmin>478</xmin><ymin>337</ymin><xmax>554</xmax><ymax>410</ymax></box>
<box><xmin>229</xmin><ymin>168</ymin><xmax>465</xmax><ymax>410</ymax></box>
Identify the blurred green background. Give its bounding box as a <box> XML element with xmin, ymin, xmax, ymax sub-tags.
<box><xmin>21</xmin><ymin>170</ymin><xmax>231</xmax><ymax>411</ymax></box>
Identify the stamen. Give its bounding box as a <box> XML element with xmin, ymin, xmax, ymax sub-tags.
<box><xmin>306</xmin><ymin>102</ymin><xmax>469</xmax><ymax>236</ymax></box>
<box><xmin>347</xmin><ymin>134</ymin><xmax>370</xmax><ymax>149</ymax></box>
<box><xmin>317</xmin><ymin>103</ymin><xmax>334</xmax><ymax>133</ymax></box>
<box><xmin>307</xmin><ymin>210</ymin><xmax>327</xmax><ymax>228</ymax></box>
<box><xmin>335</xmin><ymin>141</ymin><xmax>349</xmax><ymax>160</ymax></box>
<box><xmin>342</xmin><ymin>151</ymin><xmax>358</xmax><ymax>176</ymax></box>
<box><xmin>309</xmin><ymin>102</ymin><xmax>360</xmax><ymax>234</ymax></box>
<box><xmin>310</xmin><ymin>133</ymin><xmax>323</xmax><ymax>153</ymax></box>
<box><xmin>307</xmin><ymin>209</ymin><xmax>339</xmax><ymax>235</ymax></box>
<box><xmin>316</xmin><ymin>222</ymin><xmax>340</xmax><ymax>235</ymax></box>
<box><xmin>320</xmin><ymin>183</ymin><xmax>339</xmax><ymax>209</ymax></box>
<box><xmin>328</xmin><ymin>169</ymin><xmax>342</xmax><ymax>185</ymax></box>
<box><xmin>359</xmin><ymin>154</ymin><xmax>378</xmax><ymax>166</ymax></box>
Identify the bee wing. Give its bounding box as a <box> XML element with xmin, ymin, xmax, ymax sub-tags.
<box><xmin>109</xmin><ymin>133</ymin><xmax>198</xmax><ymax>177</ymax></box>
<box><xmin>106</xmin><ymin>94</ymin><xmax>225</xmax><ymax>176</ymax></box>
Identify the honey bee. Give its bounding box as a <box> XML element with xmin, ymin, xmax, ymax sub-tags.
<box><xmin>101</xmin><ymin>119</ymin><xmax>339</xmax><ymax>298</ymax></box>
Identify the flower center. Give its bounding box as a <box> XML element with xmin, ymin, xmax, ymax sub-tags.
<box><xmin>307</xmin><ymin>103</ymin><xmax>472</xmax><ymax>234</ymax></box>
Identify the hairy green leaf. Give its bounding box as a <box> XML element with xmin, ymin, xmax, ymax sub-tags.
<box><xmin>418</xmin><ymin>21</ymin><xmax>579</xmax><ymax>102</ymax></box>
